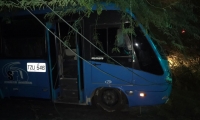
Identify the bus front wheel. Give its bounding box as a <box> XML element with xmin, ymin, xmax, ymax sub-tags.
<box><xmin>93</xmin><ymin>88</ymin><xmax>127</xmax><ymax>112</ymax></box>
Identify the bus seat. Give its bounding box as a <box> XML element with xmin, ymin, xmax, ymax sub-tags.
<box><xmin>64</xmin><ymin>49</ymin><xmax>77</xmax><ymax>60</ymax></box>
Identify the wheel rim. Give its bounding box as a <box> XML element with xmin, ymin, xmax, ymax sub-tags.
<box><xmin>102</xmin><ymin>90</ymin><xmax>119</xmax><ymax>106</ymax></box>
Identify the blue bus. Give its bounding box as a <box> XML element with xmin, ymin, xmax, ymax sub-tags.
<box><xmin>0</xmin><ymin>3</ymin><xmax>172</xmax><ymax>112</ymax></box>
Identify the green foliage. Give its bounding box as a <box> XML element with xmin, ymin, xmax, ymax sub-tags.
<box><xmin>111</xmin><ymin>47</ymin><xmax>120</xmax><ymax>53</ymax></box>
<box><xmin>1</xmin><ymin>1</ymin><xmax>200</xmax><ymax>118</ymax></box>
<box><xmin>0</xmin><ymin>0</ymin><xmax>199</xmax><ymax>51</ymax></box>
<box><xmin>168</xmin><ymin>51</ymin><xmax>200</xmax><ymax>91</ymax></box>
<box><xmin>93</xmin><ymin>33</ymin><xmax>105</xmax><ymax>52</ymax></box>
<box><xmin>62</xmin><ymin>17</ymin><xmax>82</xmax><ymax>48</ymax></box>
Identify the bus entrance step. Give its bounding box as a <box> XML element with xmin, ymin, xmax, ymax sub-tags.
<box><xmin>60</xmin><ymin>78</ymin><xmax>77</xmax><ymax>89</ymax></box>
<box><xmin>57</xmin><ymin>97</ymin><xmax>79</xmax><ymax>103</ymax></box>
<box><xmin>58</xmin><ymin>78</ymin><xmax>79</xmax><ymax>103</ymax></box>
<box><xmin>60</xmin><ymin>78</ymin><xmax>77</xmax><ymax>80</ymax></box>
<box><xmin>60</xmin><ymin>90</ymin><xmax>79</xmax><ymax>98</ymax></box>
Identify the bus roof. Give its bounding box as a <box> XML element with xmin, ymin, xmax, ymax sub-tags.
<box><xmin>0</xmin><ymin>3</ymin><xmax>122</xmax><ymax>17</ymax></box>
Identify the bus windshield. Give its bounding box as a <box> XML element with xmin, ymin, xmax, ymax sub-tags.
<box><xmin>131</xmin><ymin>26</ymin><xmax>164</xmax><ymax>75</ymax></box>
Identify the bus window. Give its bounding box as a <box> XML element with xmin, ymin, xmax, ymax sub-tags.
<box><xmin>91</xmin><ymin>26</ymin><xmax>133</xmax><ymax>68</ymax></box>
<box><xmin>109</xmin><ymin>28</ymin><xmax>132</xmax><ymax>56</ymax></box>
<box><xmin>132</xmin><ymin>27</ymin><xmax>164</xmax><ymax>75</ymax></box>
<box><xmin>1</xmin><ymin>18</ymin><xmax>45</xmax><ymax>59</ymax></box>
<box><xmin>93</xmin><ymin>27</ymin><xmax>132</xmax><ymax>57</ymax></box>
<box><xmin>93</xmin><ymin>28</ymin><xmax>107</xmax><ymax>56</ymax></box>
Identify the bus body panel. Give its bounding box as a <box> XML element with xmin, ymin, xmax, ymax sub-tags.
<box><xmin>124</xmin><ymin>85</ymin><xmax>172</xmax><ymax>106</ymax></box>
<box><xmin>83</xmin><ymin>61</ymin><xmax>171</xmax><ymax>106</ymax></box>
<box><xmin>90</xmin><ymin>61</ymin><xmax>133</xmax><ymax>85</ymax></box>
<box><xmin>0</xmin><ymin>3</ymin><xmax>172</xmax><ymax>108</ymax></box>
<box><xmin>0</xmin><ymin>59</ymin><xmax>51</xmax><ymax>99</ymax></box>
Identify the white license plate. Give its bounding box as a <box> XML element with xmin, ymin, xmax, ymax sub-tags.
<box><xmin>27</xmin><ymin>63</ymin><xmax>46</xmax><ymax>72</ymax></box>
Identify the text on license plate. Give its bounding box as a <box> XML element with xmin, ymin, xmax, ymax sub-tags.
<box><xmin>27</xmin><ymin>63</ymin><xmax>46</xmax><ymax>72</ymax></box>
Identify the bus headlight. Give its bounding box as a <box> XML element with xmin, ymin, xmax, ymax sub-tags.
<box><xmin>139</xmin><ymin>92</ymin><xmax>146</xmax><ymax>97</ymax></box>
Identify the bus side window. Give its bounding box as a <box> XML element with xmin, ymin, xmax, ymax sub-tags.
<box><xmin>93</xmin><ymin>28</ymin><xmax>107</xmax><ymax>56</ymax></box>
<box><xmin>1</xmin><ymin>18</ymin><xmax>45</xmax><ymax>59</ymax></box>
<box><xmin>91</xmin><ymin>26</ymin><xmax>133</xmax><ymax>68</ymax></box>
<box><xmin>112</xmin><ymin>29</ymin><xmax>132</xmax><ymax>55</ymax></box>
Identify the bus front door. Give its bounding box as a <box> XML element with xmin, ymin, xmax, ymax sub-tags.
<box><xmin>56</xmin><ymin>22</ymin><xmax>81</xmax><ymax>103</ymax></box>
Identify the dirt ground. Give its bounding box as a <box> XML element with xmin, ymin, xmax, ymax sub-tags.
<box><xmin>0</xmin><ymin>98</ymin><xmax>164</xmax><ymax>120</ymax></box>
<box><xmin>0</xmin><ymin>89</ymin><xmax>200</xmax><ymax>120</ymax></box>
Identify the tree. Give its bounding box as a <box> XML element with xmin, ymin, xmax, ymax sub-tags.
<box><xmin>0</xmin><ymin>0</ymin><xmax>199</xmax><ymax>51</ymax></box>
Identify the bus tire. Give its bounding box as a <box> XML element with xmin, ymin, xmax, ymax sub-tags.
<box><xmin>93</xmin><ymin>88</ymin><xmax>127</xmax><ymax>112</ymax></box>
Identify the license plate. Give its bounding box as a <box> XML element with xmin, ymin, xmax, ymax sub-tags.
<box><xmin>27</xmin><ymin>63</ymin><xmax>46</xmax><ymax>72</ymax></box>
